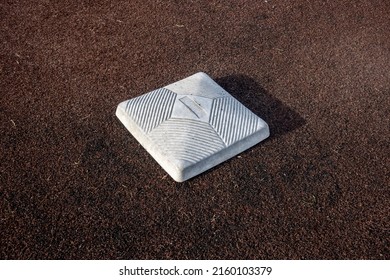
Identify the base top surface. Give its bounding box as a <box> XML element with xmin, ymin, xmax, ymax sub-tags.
<box><xmin>116</xmin><ymin>72</ymin><xmax>269</xmax><ymax>182</ymax></box>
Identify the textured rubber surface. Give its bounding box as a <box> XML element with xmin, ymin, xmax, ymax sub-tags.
<box><xmin>116</xmin><ymin>72</ymin><xmax>269</xmax><ymax>182</ymax></box>
<box><xmin>1</xmin><ymin>0</ymin><xmax>389</xmax><ymax>259</ymax></box>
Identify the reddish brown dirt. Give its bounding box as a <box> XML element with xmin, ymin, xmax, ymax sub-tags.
<box><xmin>1</xmin><ymin>0</ymin><xmax>389</xmax><ymax>259</ymax></box>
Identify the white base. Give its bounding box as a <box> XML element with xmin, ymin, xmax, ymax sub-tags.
<box><xmin>116</xmin><ymin>72</ymin><xmax>270</xmax><ymax>182</ymax></box>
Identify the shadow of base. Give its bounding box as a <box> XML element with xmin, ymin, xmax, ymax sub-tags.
<box><xmin>215</xmin><ymin>74</ymin><xmax>306</xmax><ymax>139</ymax></box>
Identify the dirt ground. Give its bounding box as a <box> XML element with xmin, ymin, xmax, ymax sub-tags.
<box><xmin>1</xmin><ymin>0</ymin><xmax>389</xmax><ymax>259</ymax></box>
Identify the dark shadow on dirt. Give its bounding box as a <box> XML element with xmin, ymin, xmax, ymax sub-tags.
<box><xmin>215</xmin><ymin>74</ymin><xmax>306</xmax><ymax>139</ymax></box>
